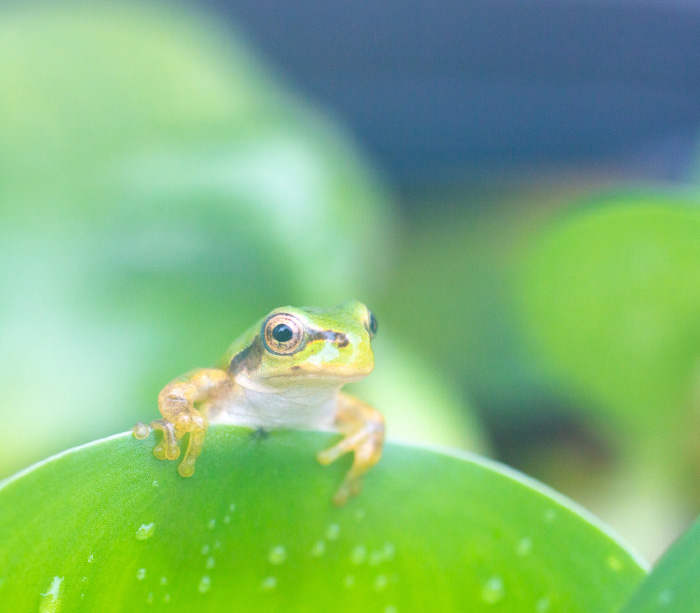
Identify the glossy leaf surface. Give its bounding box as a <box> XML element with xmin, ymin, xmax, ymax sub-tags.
<box><xmin>0</xmin><ymin>426</ymin><xmax>646</xmax><ymax>611</ymax></box>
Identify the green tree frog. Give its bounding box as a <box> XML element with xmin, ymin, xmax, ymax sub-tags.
<box><xmin>133</xmin><ymin>301</ymin><xmax>384</xmax><ymax>505</ymax></box>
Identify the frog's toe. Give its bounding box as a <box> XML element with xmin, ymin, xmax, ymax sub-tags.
<box><xmin>149</xmin><ymin>419</ymin><xmax>181</xmax><ymax>460</ymax></box>
<box><xmin>176</xmin><ymin>428</ymin><xmax>206</xmax><ymax>478</ymax></box>
<box><xmin>316</xmin><ymin>448</ymin><xmax>337</xmax><ymax>466</ymax></box>
<box><xmin>153</xmin><ymin>441</ymin><xmax>180</xmax><ymax>461</ymax></box>
<box><xmin>132</xmin><ymin>419</ymin><xmax>179</xmax><ymax>459</ymax></box>
<box><xmin>178</xmin><ymin>459</ymin><xmax>196</xmax><ymax>477</ymax></box>
<box><xmin>324</xmin><ymin>434</ymin><xmax>382</xmax><ymax>505</ymax></box>
<box><xmin>332</xmin><ymin>477</ymin><xmax>363</xmax><ymax>506</ymax></box>
<box><xmin>317</xmin><ymin>430</ymin><xmax>366</xmax><ymax>465</ymax></box>
<box><xmin>133</xmin><ymin>422</ymin><xmax>151</xmax><ymax>440</ymax></box>
<box><xmin>332</xmin><ymin>485</ymin><xmax>351</xmax><ymax>506</ymax></box>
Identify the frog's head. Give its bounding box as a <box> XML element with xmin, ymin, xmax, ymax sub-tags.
<box><xmin>227</xmin><ymin>301</ymin><xmax>376</xmax><ymax>393</ymax></box>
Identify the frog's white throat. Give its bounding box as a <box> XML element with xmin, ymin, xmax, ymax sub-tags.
<box><xmin>211</xmin><ymin>382</ymin><xmax>340</xmax><ymax>431</ymax></box>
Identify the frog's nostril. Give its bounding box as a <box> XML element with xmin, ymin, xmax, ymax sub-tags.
<box><xmin>336</xmin><ymin>333</ymin><xmax>349</xmax><ymax>348</ymax></box>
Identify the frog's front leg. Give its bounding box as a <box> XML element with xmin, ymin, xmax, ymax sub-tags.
<box><xmin>133</xmin><ymin>368</ymin><xmax>229</xmax><ymax>477</ymax></box>
<box><xmin>317</xmin><ymin>393</ymin><xmax>385</xmax><ymax>505</ymax></box>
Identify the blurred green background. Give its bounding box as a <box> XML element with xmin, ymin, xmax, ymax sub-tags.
<box><xmin>2</xmin><ymin>0</ymin><xmax>700</xmax><ymax>562</ymax></box>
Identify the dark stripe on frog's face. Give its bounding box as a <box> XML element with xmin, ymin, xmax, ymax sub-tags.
<box><xmin>229</xmin><ymin>336</ymin><xmax>264</xmax><ymax>375</ymax></box>
<box><xmin>306</xmin><ymin>329</ymin><xmax>350</xmax><ymax>348</ymax></box>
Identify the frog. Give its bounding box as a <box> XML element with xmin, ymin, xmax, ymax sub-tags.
<box><xmin>133</xmin><ymin>301</ymin><xmax>384</xmax><ymax>505</ymax></box>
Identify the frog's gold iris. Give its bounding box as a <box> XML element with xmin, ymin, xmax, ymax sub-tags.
<box><xmin>262</xmin><ymin>313</ymin><xmax>305</xmax><ymax>355</ymax></box>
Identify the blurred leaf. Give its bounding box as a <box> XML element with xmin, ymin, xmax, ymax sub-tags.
<box><xmin>375</xmin><ymin>187</ymin><xmax>582</xmax><ymax>417</ymax></box>
<box><xmin>0</xmin><ymin>426</ymin><xmax>646</xmax><ymax>611</ymax></box>
<box><xmin>517</xmin><ymin>194</ymin><xmax>700</xmax><ymax>559</ymax></box>
<box><xmin>520</xmin><ymin>196</ymin><xmax>700</xmax><ymax>438</ymax></box>
<box><xmin>374</xmin><ymin>205</ymin><xmax>526</xmax><ymax>408</ymax></box>
<box><xmin>0</xmin><ymin>2</ymin><xmax>391</xmax><ymax>303</ymax></box>
<box><xmin>619</xmin><ymin>515</ymin><xmax>700</xmax><ymax>612</ymax></box>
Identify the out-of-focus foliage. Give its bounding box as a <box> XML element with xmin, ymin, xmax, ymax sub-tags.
<box><xmin>517</xmin><ymin>195</ymin><xmax>700</xmax><ymax>555</ymax></box>
<box><xmin>620</xmin><ymin>515</ymin><xmax>700</xmax><ymax>613</ymax></box>
<box><xmin>376</xmin><ymin>186</ymin><xmax>700</xmax><ymax>559</ymax></box>
<box><xmin>0</xmin><ymin>2</ymin><xmax>484</xmax><ymax>479</ymax></box>
<box><xmin>374</xmin><ymin>194</ymin><xmax>548</xmax><ymax>412</ymax></box>
<box><xmin>521</xmin><ymin>196</ymin><xmax>700</xmax><ymax>438</ymax></box>
<box><xmin>0</xmin><ymin>427</ymin><xmax>646</xmax><ymax>611</ymax></box>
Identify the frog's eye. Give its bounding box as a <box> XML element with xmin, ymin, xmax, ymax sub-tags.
<box><xmin>367</xmin><ymin>311</ymin><xmax>378</xmax><ymax>339</ymax></box>
<box><xmin>262</xmin><ymin>313</ymin><xmax>305</xmax><ymax>355</ymax></box>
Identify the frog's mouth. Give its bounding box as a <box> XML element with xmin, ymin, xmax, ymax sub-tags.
<box><xmin>300</xmin><ymin>357</ymin><xmax>373</xmax><ymax>378</ymax></box>
<box><xmin>261</xmin><ymin>358</ymin><xmax>375</xmax><ymax>385</ymax></box>
<box><xmin>239</xmin><ymin>368</ymin><xmax>373</xmax><ymax>397</ymax></box>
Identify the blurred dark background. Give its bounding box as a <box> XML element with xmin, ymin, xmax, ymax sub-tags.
<box><xmin>196</xmin><ymin>0</ymin><xmax>700</xmax><ymax>185</ymax></box>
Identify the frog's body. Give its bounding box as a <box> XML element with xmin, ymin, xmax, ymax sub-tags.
<box><xmin>134</xmin><ymin>302</ymin><xmax>384</xmax><ymax>504</ymax></box>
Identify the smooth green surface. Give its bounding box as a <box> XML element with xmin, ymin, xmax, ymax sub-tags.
<box><xmin>0</xmin><ymin>426</ymin><xmax>646</xmax><ymax>611</ymax></box>
<box><xmin>620</xmin><ymin>516</ymin><xmax>700</xmax><ymax>612</ymax></box>
<box><xmin>376</xmin><ymin>197</ymin><xmax>551</xmax><ymax>414</ymax></box>
<box><xmin>516</xmin><ymin>197</ymin><xmax>700</xmax><ymax>559</ymax></box>
<box><xmin>521</xmin><ymin>198</ymin><xmax>700</xmax><ymax>437</ymax></box>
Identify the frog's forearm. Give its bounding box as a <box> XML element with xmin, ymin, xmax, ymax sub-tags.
<box><xmin>135</xmin><ymin>368</ymin><xmax>229</xmax><ymax>476</ymax></box>
<box><xmin>334</xmin><ymin>393</ymin><xmax>385</xmax><ymax>437</ymax></box>
<box><xmin>317</xmin><ymin>392</ymin><xmax>385</xmax><ymax>505</ymax></box>
<box><xmin>158</xmin><ymin>368</ymin><xmax>229</xmax><ymax>422</ymax></box>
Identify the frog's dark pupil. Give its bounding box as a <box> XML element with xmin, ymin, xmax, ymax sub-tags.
<box><xmin>369</xmin><ymin>312</ymin><xmax>378</xmax><ymax>335</ymax></box>
<box><xmin>272</xmin><ymin>323</ymin><xmax>294</xmax><ymax>343</ymax></box>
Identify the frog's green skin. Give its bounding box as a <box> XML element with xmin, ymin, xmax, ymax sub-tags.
<box><xmin>134</xmin><ymin>301</ymin><xmax>384</xmax><ymax>505</ymax></box>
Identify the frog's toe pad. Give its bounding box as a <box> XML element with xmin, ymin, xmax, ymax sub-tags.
<box><xmin>333</xmin><ymin>488</ymin><xmax>350</xmax><ymax>506</ymax></box>
<box><xmin>317</xmin><ymin>448</ymin><xmax>340</xmax><ymax>465</ymax></box>
<box><xmin>178</xmin><ymin>461</ymin><xmax>195</xmax><ymax>477</ymax></box>
<box><xmin>133</xmin><ymin>422</ymin><xmax>151</xmax><ymax>440</ymax></box>
<box><xmin>152</xmin><ymin>441</ymin><xmax>180</xmax><ymax>461</ymax></box>
<box><xmin>332</xmin><ymin>478</ymin><xmax>362</xmax><ymax>506</ymax></box>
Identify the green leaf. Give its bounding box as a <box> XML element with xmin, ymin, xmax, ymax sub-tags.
<box><xmin>0</xmin><ymin>426</ymin><xmax>646</xmax><ymax>611</ymax></box>
<box><xmin>374</xmin><ymin>196</ymin><xmax>556</xmax><ymax>414</ymax></box>
<box><xmin>518</xmin><ymin>194</ymin><xmax>700</xmax><ymax>560</ymax></box>
<box><xmin>619</xmin><ymin>516</ymin><xmax>700</xmax><ymax>612</ymax></box>
<box><xmin>520</xmin><ymin>196</ymin><xmax>700</xmax><ymax>435</ymax></box>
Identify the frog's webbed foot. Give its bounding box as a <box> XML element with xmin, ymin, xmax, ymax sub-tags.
<box><xmin>133</xmin><ymin>410</ymin><xmax>208</xmax><ymax>476</ymax></box>
<box><xmin>134</xmin><ymin>419</ymin><xmax>180</xmax><ymax>460</ymax></box>
<box><xmin>317</xmin><ymin>394</ymin><xmax>385</xmax><ymax>506</ymax></box>
<box><xmin>171</xmin><ymin>410</ymin><xmax>209</xmax><ymax>477</ymax></box>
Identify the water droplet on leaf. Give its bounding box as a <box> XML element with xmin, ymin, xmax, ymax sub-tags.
<box><xmin>135</xmin><ymin>523</ymin><xmax>155</xmax><ymax>541</ymax></box>
<box><xmin>268</xmin><ymin>545</ymin><xmax>287</xmax><ymax>565</ymax></box>
<box><xmin>39</xmin><ymin>576</ymin><xmax>63</xmax><ymax>613</ymax></box>
<box><xmin>198</xmin><ymin>576</ymin><xmax>211</xmax><ymax>594</ymax></box>
<box><xmin>481</xmin><ymin>576</ymin><xmax>505</xmax><ymax>605</ymax></box>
